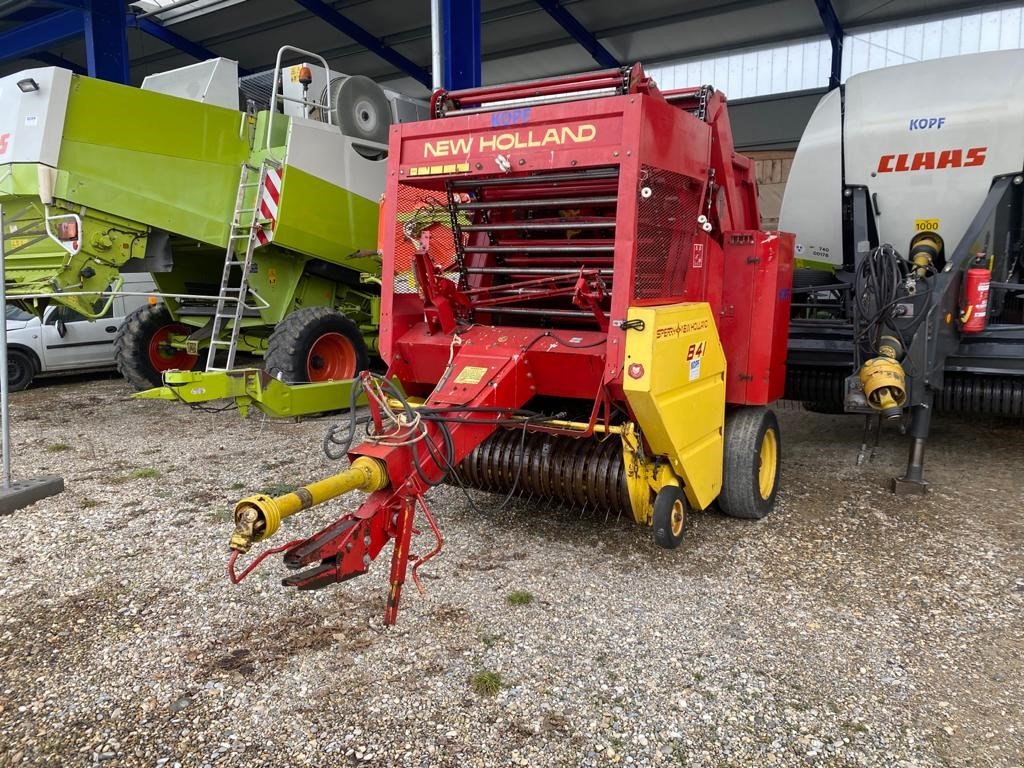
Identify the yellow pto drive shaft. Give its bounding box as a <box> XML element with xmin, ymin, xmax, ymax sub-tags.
<box><xmin>228</xmin><ymin>456</ymin><xmax>389</xmax><ymax>553</ymax></box>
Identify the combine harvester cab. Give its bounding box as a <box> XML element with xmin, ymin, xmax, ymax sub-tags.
<box><xmin>781</xmin><ymin>49</ymin><xmax>1024</xmax><ymax>491</ymax></box>
<box><xmin>224</xmin><ymin>66</ymin><xmax>795</xmax><ymax>623</ymax></box>
<box><xmin>0</xmin><ymin>48</ymin><xmax>425</xmax><ymax>415</ymax></box>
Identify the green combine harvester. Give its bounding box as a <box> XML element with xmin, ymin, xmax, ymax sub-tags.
<box><xmin>0</xmin><ymin>47</ymin><xmax>421</xmax><ymax>416</ymax></box>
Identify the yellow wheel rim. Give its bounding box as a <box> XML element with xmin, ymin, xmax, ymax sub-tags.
<box><xmin>670</xmin><ymin>499</ymin><xmax>685</xmax><ymax>537</ymax></box>
<box><xmin>758</xmin><ymin>428</ymin><xmax>778</xmax><ymax>500</ymax></box>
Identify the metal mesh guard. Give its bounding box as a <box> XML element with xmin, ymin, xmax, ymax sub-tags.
<box><xmin>393</xmin><ymin>182</ymin><xmax>463</xmax><ymax>294</ymax></box>
<box><xmin>633</xmin><ymin>166</ymin><xmax>701</xmax><ymax>302</ymax></box>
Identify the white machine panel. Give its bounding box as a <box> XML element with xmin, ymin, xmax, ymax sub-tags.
<box><xmin>0</xmin><ymin>67</ymin><xmax>73</xmax><ymax>168</ymax></box>
<box><xmin>844</xmin><ymin>50</ymin><xmax>1024</xmax><ymax>257</ymax></box>
<box><xmin>778</xmin><ymin>88</ymin><xmax>843</xmax><ymax>268</ymax></box>
<box><xmin>141</xmin><ymin>58</ymin><xmax>240</xmax><ymax>109</ymax></box>
<box><xmin>284</xmin><ymin>119</ymin><xmax>386</xmax><ymax>203</ymax></box>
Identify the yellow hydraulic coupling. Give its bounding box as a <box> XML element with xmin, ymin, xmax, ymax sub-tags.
<box><xmin>908</xmin><ymin>232</ymin><xmax>943</xmax><ymax>277</ymax></box>
<box><xmin>859</xmin><ymin>353</ymin><xmax>907</xmax><ymax>420</ymax></box>
<box><xmin>228</xmin><ymin>456</ymin><xmax>389</xmax><ymax>553</ymax></box>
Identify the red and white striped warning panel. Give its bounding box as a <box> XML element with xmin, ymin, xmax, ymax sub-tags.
<box><xmin>255</xmin><ymin>166</ymin><xmax>282</xmax><ymax>246</ymax></box>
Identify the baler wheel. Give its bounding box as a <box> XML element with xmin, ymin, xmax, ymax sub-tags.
<box><xmin>719</xmin><ymin>407</ymin><xmax>781</xmax><ymax>520</ymax></box>
<box><xmin>265</xmin><ymin>307</ymin><xmax>369</xmax><ymax>384</ymax></box>
<box><xmin>652</xmin><ymin>485</ymin><xmax>687</xmax><ymax>549</ymax></box>
<box><xmin>114</xmin><ymin>303</ymin><xmax>201</xmax><ymax>391</ymax></box>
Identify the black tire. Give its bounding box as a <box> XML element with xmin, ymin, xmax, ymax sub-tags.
<box><xmin>719</xmin><ymin>407</ymin><xmax>781</xmax><ymax>520</ymax></box>
<box><xmin>652</xmin><ymin>485</ymin><xmax>687</xmax><ymax>549</ymax></box>
<box><xmin>7</xmin><ymin>348</ymin><xmax>37</xmax><ymax>391</ymax></box>
<box><xmin>114</xmin><ymin>303</ymin><xmax>201</xmax><ymax>391</ymax></box>
<box><xmin>264</xmin><ymin>307</ymin><xmax>369</xmax><ymax>384</ymax></box>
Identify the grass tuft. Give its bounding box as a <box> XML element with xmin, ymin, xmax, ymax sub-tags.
<box><xmin>506</xmin><ymin>590</ymin><xmax>534</xmax><ymax>606</ymax></box>
<box><xmin>470</xmin><ymin>670</ymin><xmax>503</xmax><ymax>697</ymax></box>
<box><xmin>79</xmin><ymin>498</ymin><xmax>100</xmax><ymax>509</ymax></box>
<box><xmin>45</xmin><ymin>443</ymin><xmax>72</xmax><ymax>453</ymax></box>
<box><xmin>258</xmin><ymin>482</ymin><xmax>299</xmax><ymax>497</ymax></box>
<box><xmin>129</xmin><ymin>468</ymin><xmax>161</xmax><ymax>480</ymax></box>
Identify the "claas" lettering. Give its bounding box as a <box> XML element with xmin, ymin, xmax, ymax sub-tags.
<box><xmin>876</xmin><ymin>147</ymin><xmax>987</xmax><ymax>173</ymax></box>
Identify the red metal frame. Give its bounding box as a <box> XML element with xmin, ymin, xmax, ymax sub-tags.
<box><xmin>245</xmin><ymin>66</ymin><xmax>794</xmax><ymax>623</ymax></box>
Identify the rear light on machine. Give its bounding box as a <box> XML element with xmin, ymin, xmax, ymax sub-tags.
<box><xmin>56</xmin><ymin>220</ymin><xmax>78</xmax><ymax>241</ymax></box>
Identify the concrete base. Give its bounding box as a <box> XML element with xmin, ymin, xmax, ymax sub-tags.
<box><xmin>0</xmin><ymin>475</ymin><xmax>65</xmax><ymax>515</ymax></box>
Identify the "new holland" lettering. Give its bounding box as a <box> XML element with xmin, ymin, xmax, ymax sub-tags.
<box><xmin>424</xmin><ymin>124</ymin><xmax>597</xmax><ymax>159</ymax></box>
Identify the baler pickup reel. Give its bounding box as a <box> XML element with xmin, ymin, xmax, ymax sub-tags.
<box><xmin>225</xmin><ymin>65</ymin><xmax>795</xmax><ymax>624</ymax></box>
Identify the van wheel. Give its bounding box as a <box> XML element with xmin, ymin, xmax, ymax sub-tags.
<box><xmin>7</xmin><ymin>349</ymin><xmax>36</xmax><ymax>391</ymax></box>
<box><xmin>115</xmin><ymin>304</ymin><xmax>200</xmax><ymax>390</ymax></box>
<box><xmin>265</xmin><ymin>307</ymin><xmax>369</xmax><ymax>383</ymax></box>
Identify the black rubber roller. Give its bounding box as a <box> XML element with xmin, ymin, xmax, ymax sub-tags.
<box><xmin>457</xmin><ymin>430</ymin><xmax>633</xmax><ymax>517</ymax></box>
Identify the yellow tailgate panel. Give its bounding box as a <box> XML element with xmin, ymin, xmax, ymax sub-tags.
<box><xmin>621</xmin><ymin>303</ymin><xmax>726</xmax><ymax>510</ymax></box>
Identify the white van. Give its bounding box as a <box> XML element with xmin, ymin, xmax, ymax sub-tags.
<box><xmin>5</xmin><ymin>274</ymin><xmax>156</xmax><ymax>390</ymax></box>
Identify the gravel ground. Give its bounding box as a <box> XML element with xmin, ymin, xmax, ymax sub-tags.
<box><xmin>0</xmin><ymin>375</ymin><xmax>1021</xmax><ymax>768</ymax></box>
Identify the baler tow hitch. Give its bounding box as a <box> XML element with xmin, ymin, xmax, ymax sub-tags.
<box><xmin>226</xmin><ymin>373</ymin><xmax>447</xmax><ymax>624</ymax></box>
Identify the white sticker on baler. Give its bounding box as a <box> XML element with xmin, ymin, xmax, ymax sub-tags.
<box><xmin>689</xmin><ymin>358</ymin><xmax>701</xmax><ymax>381</ymax></box>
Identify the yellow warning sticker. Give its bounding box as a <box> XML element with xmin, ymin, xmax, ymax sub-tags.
<box><xmin>7</xmin><ymin>238</ymin><xmax>28</xmax><ymax>250</ymax></box>
<box><xmin>454</xmin><ymin>365</ymin><xmax>488</xmax><ymax>385</ymax></box>
<box><xmin>914</xmin><ymin>218</ymin><xmax>940</xmax><ymax>232</ymax></box>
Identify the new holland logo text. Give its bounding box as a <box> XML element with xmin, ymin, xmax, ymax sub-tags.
<box><xmin>655</xmin><ymin>318</ymin><xmax>710</xmax><ymax>340</ymax></box>
<box><xmin>876</xmin><ymin>147</ymin><xmax>986</xmax><ymax>173</ymax></box>
<box><xmin>424</xmin><ymin>124</ymin><xmax>597</xmax><ymax>159</ymax></box>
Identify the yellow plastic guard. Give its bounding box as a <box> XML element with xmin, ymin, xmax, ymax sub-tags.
<box><xmin>621</xmin><ymin>303</ymin><xmax>726</xmax><ymax>510</ymax></box>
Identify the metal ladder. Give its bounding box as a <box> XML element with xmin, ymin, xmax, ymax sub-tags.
<box><xmin>205</xmin><ymin>161</ymin><xmax>270</xmax><ymax>372</ymax></box>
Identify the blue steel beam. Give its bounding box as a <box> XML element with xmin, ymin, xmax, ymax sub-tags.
<box><xmin>533</xmin><ymin>0</ymin><xmax>618</xmax><ymax>69</ymax></box>
<box><xmin>814</xmin><ymin>0</ymin><xmax>844</xmax><ymax>90</ymax></box>
<box><xmin>441</xmin><ymin>0</ymin><xmax>480</xmax><ymax>90</ymax></box>
<box><xmin>31</xmin><ymin>51</ymin><xmax>87</xmax><ymax>74</ymax></box>
<box><xmin>292</xmin><ymin>0</ymin><xmax>431</xmax><ymax>88</ymax></box>
<box><xmin>0</xmin><ymin>9</ymin><xmax>83</xmax><ymax>65</ymax></box>
<box><xmin>127</xmin><ymin>16</ymin><xmax>252</xmax><ymax>75</ymax></box>
<box><xmin>83</xmin><ymin>0</ymin><xmax>129</xmax><ymax>83</ymax></box>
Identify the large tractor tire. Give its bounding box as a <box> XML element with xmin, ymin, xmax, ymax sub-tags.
<box><xmin>718</xmin><ymin>407</ymin><xmax>781</xmax><ymax>520</ymax></box>
<box><xmin>264</xmin><ymin>307</ymin><xmax>369</xmax><ymax>383</ymax></box>
<box><xmin>115</xmin><ymin>303</ymin><xmax>201</xmax><ymax>391</ymax></box>
<box><xmin>7</xmin><ymin>348</ymin><xmax>37</xmax><ymax>391</ymax></box>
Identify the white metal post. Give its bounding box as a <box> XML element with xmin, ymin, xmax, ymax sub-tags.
<box><xmin>431</xmin><ymin>0</ymin><xmax>443</xmax><ymax>91</ymax></box>
<box><xmin>0</xmin><ymin>203</ymin><xmax>11</xmax><ymax>488</ymax></box>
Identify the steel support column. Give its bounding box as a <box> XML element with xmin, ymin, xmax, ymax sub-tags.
<box><xmin>534</xmin><ymin>0</ymin><xmax>618</xmax><ymax>68</ymax></box>
<box><xmin>441</xmin><ymin>0</ymin><xmax>481</xmax><ymax>90</ymax></box>
<box><xmin>83</xmin><ymin>0</ymin><xmax>129</xmax><ymax>83</ymax></box>
<box><xmin>814</xmin><ymin>0</ymin><xmax>843</xmax><ymax>90</ymax></box>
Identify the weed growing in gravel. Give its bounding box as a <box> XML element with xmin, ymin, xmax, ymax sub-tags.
<box><xmin>470</xmin><ymin>670</ymin><xmax>503</xmax><ymax>696</ymax></box>
<box><xmin>128</xmin><ymin>468</ymin><xmax>161</xmax><ymax>480</ymax></box>
<box><xmin>506</xmin><ymin>590</ymin><xmax>534</xmax><ymax>606</ymax></box>
<box><xmin>259</xmin><ymin>482</ymin><xmax>299</xmax><ymax>496</ymax></box>
<box><xmin>208</xmin><ymin>508</ymin><xmax>235</xmax><ymax>523</ymax></box>
<box><xmin>79</xmin><ymin>498</ymin><xmax>100</xmax><ymax>509</ymax></box>
<box><xmin>481</xmin><ymin>633</ymin><xmax>502</xmax><ymax>649</ymax></box>
<box><xmin>229</xmin><ymin>481</ymin><xmax>246</xmax><ymax>490</ymax></box>
<box><xmin>45</xmin><ymin>443</ymin><xmax>72</xmax><ymax>453</ymax></box>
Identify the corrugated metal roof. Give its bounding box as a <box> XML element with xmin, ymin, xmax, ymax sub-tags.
<box><xmin>0</xmin><ymin>0</ymin><xmax>1008</xmax><ymax>96</ymax></box>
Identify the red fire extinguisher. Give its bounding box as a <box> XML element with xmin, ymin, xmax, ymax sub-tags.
<box><xmin>961</xmin><ymin>253</ymin><xmax>991</xmax><ymax>334</ymax></box>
